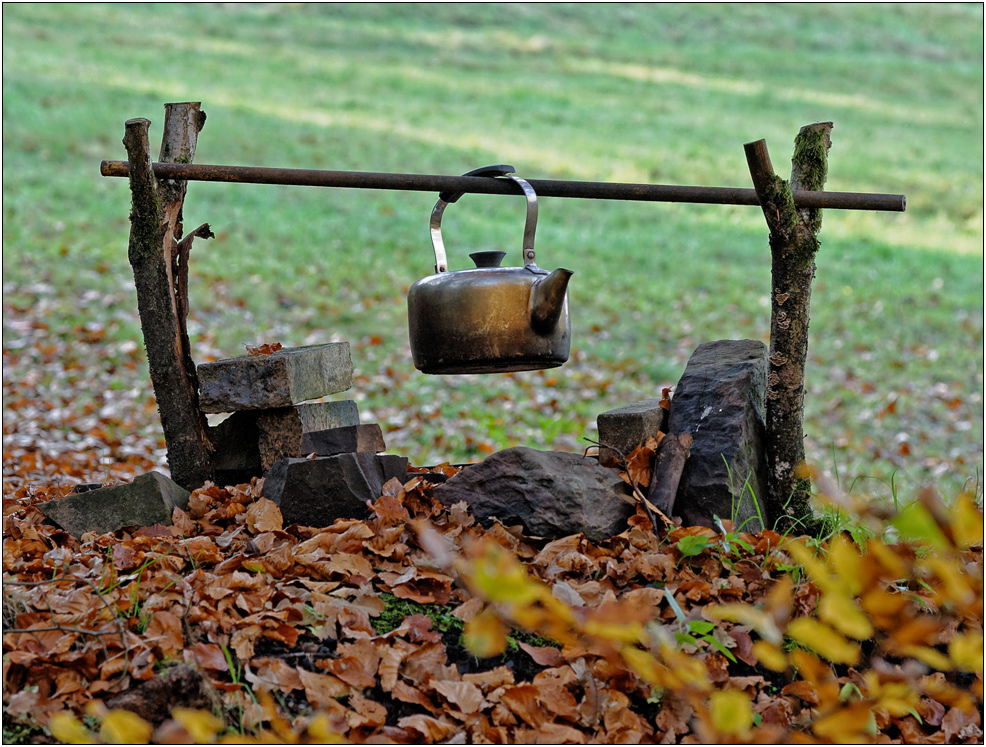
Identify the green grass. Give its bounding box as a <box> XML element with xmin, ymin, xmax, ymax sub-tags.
<box><xmin>2</xmin><ymin>4</ymin><xmax>982</xmax><ymax>502</ymax></box>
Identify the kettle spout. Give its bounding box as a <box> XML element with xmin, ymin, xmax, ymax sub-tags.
<box><xmin>530</xmin><ymin>268</ymin><xmax>574</xmax><ymax>334</ymax></box>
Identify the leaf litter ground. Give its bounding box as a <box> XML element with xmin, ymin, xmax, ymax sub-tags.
<box><xmin>3</xmin><ymin>290</ymin><xmax>984</xmax><ymax>744</ymax></box>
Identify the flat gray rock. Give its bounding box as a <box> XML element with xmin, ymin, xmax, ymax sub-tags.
<box><xmin>596</xmin><ymin>397</ymin><xmax>669</xmax><ymax>466</ymax></box>
<box><xmin>668</xmin><ymin>339</ymin><xmax>768</xmax><ymax>532</ymax></box>
<box><xmin>39</xmin><ymin>472</ymin><xmax>190</xmax><ymax>538</ymax></box>
<box><xmin>261</xmin><ymin>453</ymin><xmax>408</xmax><ymax>528</ymax></box>
<box><xmin>433</xmin><ymin>447</ymin><xmax>634</xmax><ymax>542</ymax></box>
<box><xmin>197</xmin><ymin>343</ymin><xmax>353</xmax><ymax>413</ymax></box>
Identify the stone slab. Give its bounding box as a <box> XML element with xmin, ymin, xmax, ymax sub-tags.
<box><xmin>668</xmin><ymin>340</ymin><xmax>768</xmax><ymax>531</ymax></box>
<box><xmin>39</xmin><ymin>472</ymin><xmax>190</xmax><ymax>538</ymax></box>
<box><xmin>197</xmin><ymin>343</ymin><xmax>353</xmax><ymax>413</ymax></box>
<box><xmin>300</xmin><ymin>424</ymin><xmax>386</xmax><ymax>456</ymax></box>
<box><xmin>596</xmin><ymin>397</ymin><xmax>669</xmax><ymax>466</ymax></box>
<box><xmin>261</xmin><ymin>453</ymin><xmax>408</xmax><ymax>528</ymax></box>
<box><xmin>212</xmin><ymin>400</ymin><xmax>361</xmax><ymax>484</ymax></box>
<box><xmin>433</xmin><ymin>447</ymin><xmax>635</xmax><ymax>542</ymax></box>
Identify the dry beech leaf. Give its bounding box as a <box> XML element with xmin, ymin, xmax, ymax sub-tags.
<box><xmin>430</xmin><ymin>679</ymin><xmax>488</xmax><ymax>714</ymax></box>
<box><xmin>245</xmin><ymin>497</ymin><xmax>282</xmax><ymax>534</ymax></box>
<box><xmin>245</xmin><ymin>342</ymin><xmax>282</xmax><ymax>355</ymax></box>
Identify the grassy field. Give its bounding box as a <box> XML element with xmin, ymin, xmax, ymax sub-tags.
<box><xmin>3</xmin><ymin>3</ymin><xmax>983</xmax><ymax>507</ymax></box>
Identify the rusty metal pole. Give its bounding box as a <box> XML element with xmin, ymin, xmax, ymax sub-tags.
<box><xmin>100</xmin><ymin>160</ymin><xmax>906</xmax><ymax>212</ymax></box>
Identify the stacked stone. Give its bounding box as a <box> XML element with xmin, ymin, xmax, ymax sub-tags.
<box><xmin>40</xmin><ymin>343</ymin><xmax>407</xmax><ymax>538</ymax></box>
<box><xmin>197</xmin><ymin>343</ymin><xmax>384</xmax><ymax>483</ymax></box>
<box><xmin>198</xmin><ymin>342</ymin><xmax>407</xmax><ymax>527</ymax></box>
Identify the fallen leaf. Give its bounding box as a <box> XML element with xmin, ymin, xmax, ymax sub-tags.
<box><xmin>245</xmin><ymin>497</ymin><xmax>282</xmax><ymax>534</ymax></box>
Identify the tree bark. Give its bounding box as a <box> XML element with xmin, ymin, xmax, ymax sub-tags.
<box><xmin>744</xmin><ymin>122</ymin><xmax>833</xmax><ymax>532</ymax></box>
<box><xmin>123</xmin><ymin>104</ymin><xmax>214</xmax><ymax>490</ymax></box>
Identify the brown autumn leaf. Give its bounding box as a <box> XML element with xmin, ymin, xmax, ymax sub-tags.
<box><xmin>318</xmin><ymin>655</ymin><xmax>376</xmax><ymax>689</ymax></box>
<box><xmin>245</xmin><ymin>342</ymin><xmax>283</xmax><ymax>355</ymax></box>
<box><xmin>297</xmin><ymin>668</ymin><xmax>349</xmax><ymax>709</ymax></box>
<box><xmin>430</xmin><ymin>679</ymin><xmax>488</xmax><ymax>714</ymax></box>
<box><xmin>143</xmin><ymin>610</ymin><xmax>183</xmax><ymax>657</ymax></box>
<box><xmin>246</xmin><ymin>657</ymin><xmax>303</xmax><ymax>694</ymax></box>
<box><xmin>498</xmin><ymin>684</ymin><xmax>547</xmax><ymax>729</ymax></box>
<box><xmin>244</xmin><ymin>497</ymin><xmax>282</xmax><ymax>534</ymax></box>
<box><xmin>191</xmin><ymin>642</ymin><xmax>229</xmax><ymax>674</ymax></box>
<box><xmin>397</xmin><ymin>714</ymin><xmax>459</xmax><ymax>742</ymax></box>
<box><xmin>518</xmin><ymin>641</ymin><xmax>566</xmax><ymax>667</ymax></box>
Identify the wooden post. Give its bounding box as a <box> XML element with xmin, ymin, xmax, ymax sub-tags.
<box><xmin>745</xmin><ymin>122</ymin><xmax>833</xmax><ymax>532</ymax></box>
<box><xmin>122</xmin><ymin>103</ymin><xmax>214</xmax><ymax>490</ymax></box>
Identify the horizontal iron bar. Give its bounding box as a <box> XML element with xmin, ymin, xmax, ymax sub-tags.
<box><xmin>100</xmin><ymin>160</ymin><xmax>906</xmax><ymax>212</ymax></box>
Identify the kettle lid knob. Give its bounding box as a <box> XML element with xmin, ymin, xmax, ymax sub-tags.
<box><xmin>469</xmin><ymin>251</ymin><xmax>506</xmax><ymax>268</ymax></box>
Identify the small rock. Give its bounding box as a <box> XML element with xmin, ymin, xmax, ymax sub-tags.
<box><xmin>105</xmin><ymin>665</ymin><xmax>221</xmax><ymax>725</ymax></box>
<box><xmin>433</xmin><ymin>447</ymin><xmax>634</xmax><ymax>541</ymax></box>
<box><xmin>212</xmin><ymin>400</ymin><xmax>361</xmax><ymax>483</ymax></box>
<box><xmin>596</xmin><ymin>397</ymin><xmax>669</xmax><ymax>466</ymax></box>
<box><xmin>668</xmin><ymin>340</ymin><xmax>768</xmax><ymax>531</ymax></box>
<box><xmin>299</xmin><ymin>424</ymin><xmax>386</xmax><ymax>456</ymax></box>
<box><xmin>39</xmin><ymin>472</ymin><xmax>190</xmax><ymax>538</ymax></box>
<box><xmin>261</xmin><ymin>453</ymin><xmax>409</xmax><ymax>527</ymax></box>
<box><xmin>197</xmin><ymin>342</ymin><xmax>353</xmax><ymax>413</ymax></box>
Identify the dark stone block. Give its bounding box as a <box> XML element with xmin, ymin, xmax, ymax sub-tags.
<box><xmin>39</xmin><ymin>472</ymin><xmax>190</xmax><ymax>538</ymax></box>
<box><xmin>596</xmin><ymin>397</ymin><xmax>669</xmax><ymax>465</ymax></box>
<box><xmin>212</xmin><ymin>401</ymin><xmax>361</xmax><ymax>484</ymax></box>
<box><xmin>668</xmin><ymin>340</ymin><xmax>768</xmax><ymax>531</ymax></box>
<box><xmin>261</xmin><ymin>453</ymin><xmax>408</xmax><ymax>528</ymax></box>
<box><xmin>299</xmin><ymin>424</ymin><xmax>386</xmax><ymax>456</ymax></box>
<box><xmin>433</xmin><ymin>447</ymin><xmax>635</xmax><ymax>542</ymax></box>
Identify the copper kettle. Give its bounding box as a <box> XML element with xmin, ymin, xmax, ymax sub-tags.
<box><xmin>407</xmin><ymin>165</ymin><xmax>574</xmax><ymax>375</ymax></box>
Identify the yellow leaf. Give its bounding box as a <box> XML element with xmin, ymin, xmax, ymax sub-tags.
<box><xmin>709</xmin><ymin>689</ymin><xmax>753</xmax><ymax>738</ymax></box>
<box><xmin>99</xmin><ymin>709</ymin><xmax>153</xmax><ymax>745</ymax></box>
<box><xmin>465</xmin><ymin>542</ymin><xmax>544</xmax><ymax>606</ymax></box>
<box><xmin>48</xmin><ymin>712</ymin><xmax>96</xmax><ymax>745</ymax></box>
<box><xmin>173</xmin><ymin>708</ymin><xmax>224</xmax><ymax>744</ymax></box>
<box><xmin>463</xmin><ymin>608</ymin><xmax>508</xmax><ymax>658</ymax></box>
<box><xmin>818</xmin><ymin>591</ymin><xmax>873</xmax><ymax>640</ymax></box>
<box><xmin>863</xmin><ymin>671</ymin><xmax>921</xmax><ymax>717</ymax></box>
<box><xmin>620</xmin><ymin>645</ymin><xmax>667</xmax><ymax>687</ymax></box>
<box><xmin>583</xmin><ymin>618</ymin><xmax>646</xmax><ymax>644</ymax></box>
<box><xmin>900</xmin><ymin>644</ymin><xmax>953</xmax><ymax>672</ymax></box>
<box><xmin>658</xmin><ymin>643</ymin><xmax>710</xmax><ymax>688</ymax></box>
<box><xmin>922</xmin><ymin>555</ymin><xmax>974</xmax><ymax>606</ymax></box>
<box><xmin>812</xmin><ymin>701</ymin><xmax>876</xmax><ymax>742</ymax></box>
<box><xmin>786</xmin><ymin>541</ymin><xmax>834</xmax><ymax>592</ymax></box>
<box><xmin>951</xmin><ymin>493</ymin><xmax>984</xmax><ymax>549</ymax></box>
<box><xmin>708</xmin><ymin>604</ymin><xmax>782</xmax><ymax>645</ymax></box>
<box><xmin>751</xmin><ymin>640</ymin><xmax>789</xmax><ymax>672</ymax></box>
<box><xmin>787</xmin><ymin>618</ymin><xmax>860</xmax><ymax>665</ymax></box>
<box><xmin>893</xmin><ymin>502</ymin><xmax>949</xmax><ymax>548</ymax></box>
<box><xmin>865</xmin><ymin>539</ymin><xmax>908</xmax><ymax>578</ymax></box>
<box><xmin>306</xmin><ymin>713</ymin><xmax>346</xmax><ymax>743</ymax></box>
<box><xmin>827</xmin><ymin>535</ymin><xmax>863</xmax><ymax>595</ymax></box>
<box><xmin>949</xmin><ymin>632</ymin><xmax>984</xmax><ymax>673</ymax></box>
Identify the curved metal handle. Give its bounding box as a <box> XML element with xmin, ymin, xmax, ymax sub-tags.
<box><xmin>508</xmin><ymin>175</ymin><xmax>538</xmax><ymax>269</ymax></box>
<box><xmin>430</xmin><ymin>165</ymin><xmax>539</xmax><ymax>273</ymax></box>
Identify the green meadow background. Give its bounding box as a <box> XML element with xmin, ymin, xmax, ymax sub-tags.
<box><xmin>3</xmin><ymin>3</ymin><xmax>982</xmax><ymax>507</ymax></box>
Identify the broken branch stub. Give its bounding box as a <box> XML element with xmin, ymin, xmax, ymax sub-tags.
<box><xmin>745</xmin><ymin>122</ymin><xmax>833</xmax><ymax>532</ymax></box>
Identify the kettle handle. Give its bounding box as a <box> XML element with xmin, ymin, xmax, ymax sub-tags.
<box><xmin>430</xmin><ymin>165</ymin><xmax>539</xmax><ymax>273</ymax></box>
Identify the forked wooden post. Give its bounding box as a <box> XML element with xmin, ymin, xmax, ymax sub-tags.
<box><xmin>122</xmin><ymin>103</ymin><xmax>215</xmax><ymax>490</ymax></box>
<box><xmin>745</xmin><ymin>122</ymin><xmax>833</xmax><ymax>531</ymax></box>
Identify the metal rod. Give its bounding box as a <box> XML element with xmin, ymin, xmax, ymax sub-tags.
<box><xmin>100</xmin><ymin>160</ymin><xmax>906</xmax><ymax>212</ymax></box>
